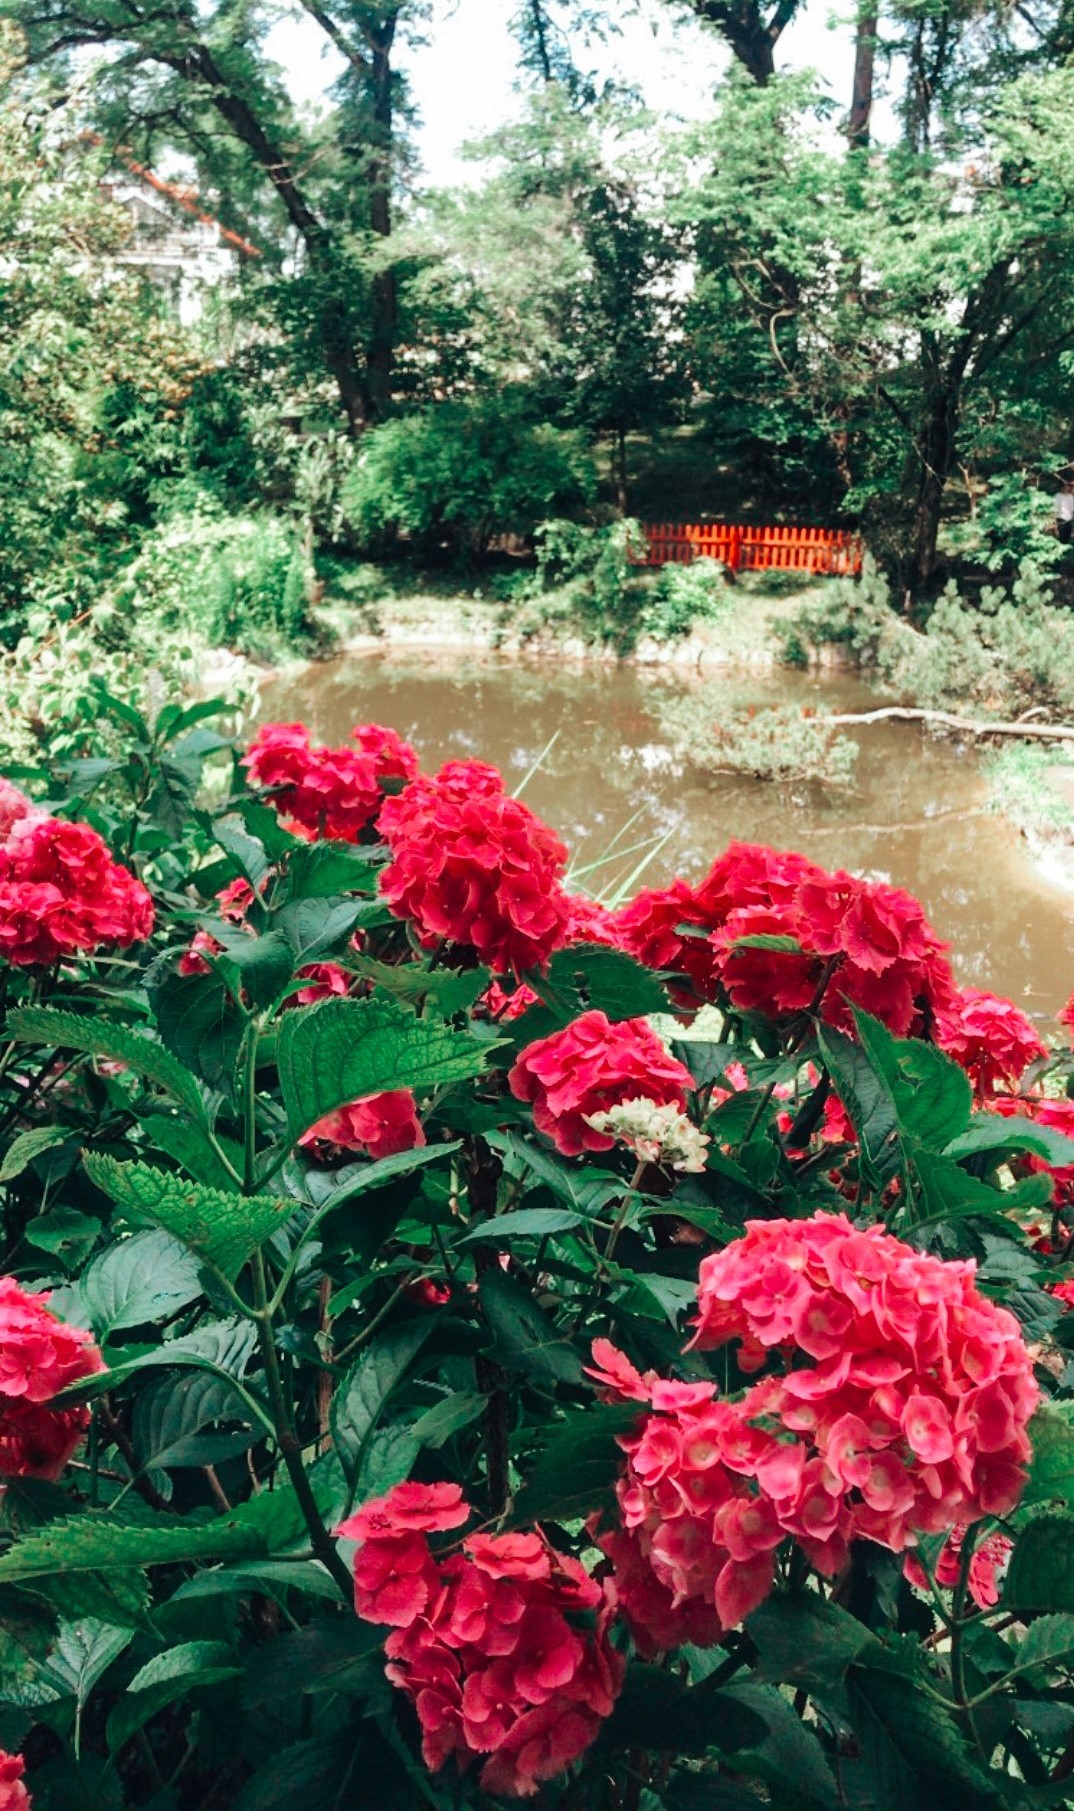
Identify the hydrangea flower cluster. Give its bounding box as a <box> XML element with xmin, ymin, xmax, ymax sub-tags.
<box><xmin>0</xmin><ymin>808</ymin><xmax>153</xmax><ymax>968</ymax></box>
<box><xmin>584</xmin><ymin>1098</ymin><xmax>710</xmax><ymax>1171</ymax></box>
<box><xmin>340</xmin><ymin>1482</ymin><xmax>623</xmax><ymax>1799</ymax></box>
<box><xmin>299</xmin><ymin>1089</ymin><xmax>425</xmax><ymax>1161</ymax></box>
<box><xmin>589</xmin><ymin>1215</ymin><xmax>1037</xmax><ymax>1652</ymax></box>
<box><xmin>0</xmin><ymin>1278</ymin><xmax>104</xmax><ymax>1480</ymax></box>
<box><xmin>243</xmin><ymin>721</ymin><xmax>418</xmax><ymax>842</ymax></box>
<box><xmin>587</xmin><ymin>1343</ymin><xmax>781</xmax><ymax>1654</ymax></box>
<box><xmin>615</xmin><ymin>841</ymin><xmax>955</xmax><ymax>1037</ymax></box>
<box><xmin>0</xmin><ymin>1753</ymin><xmax>30</xmax><ymax>1811</ymax></box>
<box><xmin>935</xmin><ymin>987</ymin><xmax>1045</xmax><ymax>1099</ymax></box>
<box><xmin>692</xmin><ymin>1214</ymin><xmax>1038</xmax><ymax>1542</ymax></box>
<box><xmin>508</xmin><ymin>1010</ymin><xmax>695</xmax><ymax>1157</ymax></box>
<box><xmin>379</xmin><ymin>760</ymin><xmax>574</xmax><ymax>978</ymax></box>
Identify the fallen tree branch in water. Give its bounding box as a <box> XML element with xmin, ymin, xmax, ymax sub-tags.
<box><xmin>821</xmin><ymin>706</ymin><xmax>1074</xmax><ymax>742</ymax></box>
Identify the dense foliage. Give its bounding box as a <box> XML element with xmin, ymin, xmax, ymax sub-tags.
<box><xmin>8</xmin><ymin>0</ymin><xmax>1074</xmax><ymax>648</ymax></box>
<box><xmin>1</xmin><ymin>704</ymin><xmax>1074</xmax><ymax>1806</ymax></box>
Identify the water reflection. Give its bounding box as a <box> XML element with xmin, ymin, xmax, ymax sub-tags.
<box><xmin>262</xmin><ymin>650</ymin><xmax>1074</xmax><ymax>1019</ymax></box>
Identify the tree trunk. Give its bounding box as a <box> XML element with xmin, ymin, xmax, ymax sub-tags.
<box><xmin>847</xmin><ymin>7</ymin><xmax>877</xmax><ymax>149</ymax></box>
<box><xmin>683</xmin><ymin>0</ymin><xmax>801</xmax><ymax>85</ymax></box>
<box><xmin>527</xmin><ymin>0</ymin><xmax>555</xmax><ymax>81</ymax></box>
<box><xmin>615</xmin><ymin>426</ymin><xmax>629</xmax><ymax>514</ymax></box>
<box><xmin>366</xmin><ymin>17</ymin><xmax>397</xmax><ymax>420</ymax></box>
<box><xmin>163</xmin><ymin>33</ymin><xmax>372</xmax><ymax>433</ymax></box>
<box><xmin>910</xmin><ymin>383</ymin><xmax>959</xmax><ymax>590</ymax></box>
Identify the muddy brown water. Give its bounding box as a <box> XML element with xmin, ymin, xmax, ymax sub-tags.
<box><xmin>262</xmin><ymin>650</ymin><xmax>1074</xmax><ymax>1027</ymax></box>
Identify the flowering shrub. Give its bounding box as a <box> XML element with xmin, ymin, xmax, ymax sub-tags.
<box><xmin>3</xmin><ymin>697</ymin><xmax>1074</xmax><ymax>1808</ymax></box>
<box><xmin>379</xmin><ymin>758</ymin><xmax>572</xmax><ymax>975</ymax></box>
<box><xmin>508</xmin><ymin>1010</ymin><xmax>694</xmax><ymax>1156</ymax></box>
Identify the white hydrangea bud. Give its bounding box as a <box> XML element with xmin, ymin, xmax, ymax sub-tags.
<box><xmin>584</xmin><ymin>1097</ymin><xmax>710</xmax><ymax>1172</ymax></box>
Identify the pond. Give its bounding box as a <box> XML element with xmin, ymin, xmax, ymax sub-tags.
<box><xmin>262</xmin><ymin>649</ymin><xmax>1074</xmax><ymax>1025</ymax></box>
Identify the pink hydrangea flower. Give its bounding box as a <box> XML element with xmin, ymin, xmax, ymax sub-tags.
<box><xmin>0</xmin><ymin>1752</ymin><xmax>30</xmax><ymax>1811</ymax></box>
<box><xmin>0</xmin><ymin>817</ymin><xmax>153</xmax><ymax>966</ymax></box>
<box><xmin>299</xmin><ymin>1089</ymin><xmax>425</xmax><ymax>1161</ymax></box>
<box><xmin>379</xmin><ymin>760</ymin><xmax>571</xmax><ymax>978</ymax></box>
<box><xmin>0</xmin><ymin>1278</ymin><xmax>104</xmax><ymax>1480</ymax></box>
<box><xmin>693</xmin><ymin>1214</ymin><xmax>1038</xmax><ymax>1548</ymax></box>
<box><xmin>904</xmin><ymin>1525</ymin><xmax>1012</xmax><ymax>1609</ymax></box>
<box><xmin>244</xmin><ymin>720</ymin><xmax>418</xmax><ymax>842</ymax></box>
<box><xmin>508</xmin><ymin>1010</ymin><xmax>695</xmax><ymax>1157</ymax></box>
<box><xmin>342</xmin><ymin>1483</ymin><xmax>623</xmax><ymax>1798</ymax></box>
<box><xmin>0</xmin><ymin>781</ymin><xmax>39</xmax><ymax>843</ymax></box>
<box><xmin>936</xmin><ymin>987</ymin><xmax>1045</xmax><ymax>1099</ymax></box>
<box><xmin>615</xmin><ymin>841</ymin><xmax>957</xmax><ymax>1039</ymax></box>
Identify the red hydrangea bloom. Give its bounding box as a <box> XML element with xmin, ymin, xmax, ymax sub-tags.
<box><xmin>0</xmin><ymin>817</ymin><xmax>153</xmax><ymax>966</ymax></box>
<box><xmin>379</xmin><ymin>760</ymin><xmax>571</xmax><ymax>977</ymax></box>
<box><xmin>695</xmin><ymin>842</ymin><xmax>823</xmax><ymax>921</ymax></box>
<box><xmin>299</xmin><ymin>1089</ymin><xmax>425</xmax><ymax>1161</ymax></box>
<box><xmin>483</xmin><ymin>979</ymin><xmax>540</xmax><ymax>1021</ymax></box>
<box><xmin>591</xmin><ymin>1358</ymin><xmax>782</xmax><ymax>1654</ymax></box>
<box><xmin>904</xmin><ymin>1525</ymin><xmax>1012</xmax><ymax>1610</ymax></box>
<box><xmin>341</xmin><ymin>1483</ymin><xmax>623</xmax><ymax>1799</ymax></box>
<box><xmin>561</xmin><ymin>895</ymin><xmax>622</xmax><ymax>949</ymax></box>
<box><xmin>290</xmin><ymin>962</ymin><xmax>354</xmax><ymax>1007</ymax></box>
<box><xmin>614</xmin><ymin>877</ymin><xmax>722</xmax><ymax>1003</ymax></box>
<box><xmin>1060</xmin><ymin>992</ymin><xmax>1074</xmax><ymax>1038</ymax></box>
<box><xmin>244</xmin><ymin>720</ymin><xmax>418</xmax><ymax>842</ymax></box>
<box><xmin>936</xmin><ymin>988</ymin><xmax>1045</xmax><ymax>1099</ymax></box>
<box><xmin>0</xmin><ymin>781</ymin><xmax>39</xmax><ymax>843</ymax></box>
<box><xmin>0</xmin><ymin>1753</ymin><xmax>30</xmax><ymax>1811</ymax></box>
<box><xmin>614</xmin><ymin>843</ymin><xmax>956</xmax><ymax>1039</ymax></box>
<box><xmin>0</xmin><ymin>1277</ymin><xmax>104</xmax><ymax>1480</ymax></box>
<box><xmin>711</xmin><ymin>903</ymin><xmax>818</xmax><ymax>1017</ymax></box>
<box><xmin>508</xmin><ymin>1010</ymin><xmax>694</xmax><ymax>1157</ymax></box>
<box><xmin>693</xmin><ymin>1214</ymin><xmax>1038</xmax><ymax>1551</ymax></box>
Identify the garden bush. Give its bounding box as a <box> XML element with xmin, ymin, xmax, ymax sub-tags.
<box><xmin>3</xmin><ymin>705</ymin><xmax>1074</xmax><ymax>1807</ymax></box>
<box><xmin>785</xmin><ymin>557</ymin><xmax>1074</xmax><ymax>721</ymax></box>
<box><xmin>340</xmin><ymin>398</ymin><xmax>597</xmax><ymax>557</ymax></box>
<box><xmin>106</xmin><ymin>510</ymin><xmax>315</xmax><ymax>660</ymax></box>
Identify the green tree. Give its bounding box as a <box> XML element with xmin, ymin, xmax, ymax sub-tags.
<box><xmin>683</xmin><ymin>66</ymin><xmax>1074</xmax><ymax>588</ymax></box>
<box><xmin>5</xmin><ymin>0</ymin><xmax>427</xmax><ymax>430</ymax></box>
<box><xmin>0</xmin><ymin>28</ymin><xmax>205</xmax><ymax>613</ymax></box>
<box><xmin>414</xmin><ymin>92</ymin><xmax>688</xmax><ymax>508</ymax></box>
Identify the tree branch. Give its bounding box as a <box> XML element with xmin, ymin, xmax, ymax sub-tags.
<box><xmin>822</xmin><ymin>705</ymin><xmax>1074</xmax><ymax>741</ymax></box>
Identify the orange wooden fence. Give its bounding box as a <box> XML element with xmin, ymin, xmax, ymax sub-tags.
<box><xmin>635</xmin><ymin>522</ymin><xmax>863</xmax><ymax>576</ymax></box>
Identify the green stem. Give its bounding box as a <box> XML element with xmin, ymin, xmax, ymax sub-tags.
<box><xmin>949</xmin><ymin>1522</ymin><xmax>988</xmax><ymax>1755</ymax></box>
<box><xmin>243</xmin><ymin>1019</ymin><xmax>261</xmax><ymax>1194</ymax></box>
<box><xmin>251</xmin><ymin>1250</ymin><xmax>352</xmax><ymax>1597</ymax></box>
<box><xmin>206</xmin><ymin>1131</ymin><xmax>244</xmax><ymax>1191</ymax></box>
<box><xmin>333</xmin><ymin>1282</ymin><xmax>409</xmax><ymax>1368</ymax></box>
<box><xmin>741</xmin><ymin>1079</ymin><xmax>779</xmax><ymax>1144</ymax></box>
<box><xmin>602</xmin><ymin>1160</ymin><xmax>647</xmax><ymax>1273</ymax></box>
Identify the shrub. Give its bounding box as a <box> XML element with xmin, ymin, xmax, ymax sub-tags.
<box><xmin>662</xmin><ymin>694</ymin><xmax>860</xmax><ymax>788</ymax></box>
<box><xmin>0</xmin><ymin>595</ymin><xmax>258</xmax><ymax>769</ymax></box>
<box><xmin>340</xmin><ymin>397</ymin><xmax>597</xmax><ymax>555</ymax></box>
<box><xmin>784</xmin><ymin>556</ymin><xmax>1074</xmax><ymax>720</ymax></box>
<box><xmin>1</xmin><ymin>711</ymin><xmax>1074</xmax><ymax>1807</ymax></box>
<box><xmin>642</xmin><ymin>555</ymin><xmax>731</xmax><ymax>640</ymax></box>
<box><xmin>107</xmin><ymin>508</ymin><xmax>315</xmax><ymax>659</ymax></box>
